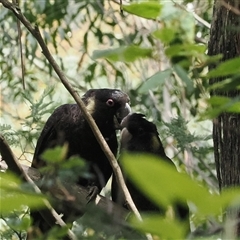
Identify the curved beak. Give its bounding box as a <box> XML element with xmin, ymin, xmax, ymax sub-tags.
<box><xmin>114</xmin><ymin>103</ymin><xmax>131</xmax><ymax>129</ymax></box>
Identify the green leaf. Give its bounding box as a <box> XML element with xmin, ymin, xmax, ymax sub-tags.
<box><xmin>200</xmin><ymin>96</ymin><xmax>240</xmax><ymax>120</ymax></box>
<box><xmin>58</xmin><ymin>156</ymin><xmax>87</xmax><ymax>183</ymax></box>
<box><xmin>160</xmin><ymin>2</ymin><xmax>195</xmax><ymax>43</ymax></box>
<box><xmin>208</xmin><ymin>96</ymin><xmax>231</xmax><ymax>106</ymax></box>
<box><xmin>152</xmin><ymin>28</ymin><xmax>175</xmax><ymax>44</ymax></box>
<box><xmin>92</xmin><ymin>46</ymin><xmax>152</xmax><ymax>62</ymax></box>
<box><xmin>121</xmin><ymin>153</ymin><xmax>222</xmax><ymax>216</ymax></box>
<box><xmin>209</xmin><ymin>75</ymin><xmax>240</xmax><ymax>92</ymax></box>
<box><xmin>138</xmin><ymin>68</ymin><xmax>172</xmax><ymax>93</ymax></box>
<box><xmin>0</xmin><ymin>172</ymin><xmax>21</xmax><ymax>187</ymax></box>
<box><xmin>41</xmin><ymin>144</ymin><xmax>68</xmax><ymax>163</ymax></box>
<box><xmin>178</xmin><ymin>12</ymin><xmax>195</xmax><ymax>44</ymax></box>
<box><xmin>165</xmin><ymin>44</ymin><xmax>206</xmax><ymax>58</ymax></box>
<box><xmin>227</xmin><ymin>102</ymin><xmax>240</xmax><ymax>112</ymax></box>
<box><xmin>174</xmin><ymin>65</ymin><xmax>194</xmax><ymax>96</ymax></box>
<box><xmin>207</xmin><ymin>58</ymin><xmax>240</xmax><ymax>78</ymax></box>
<box><xmin>123</xmin><ymin>2</ymin><xmax>162</xmax><ymax>19</ymax></box>
<box><xmin>7</xmin><ymin>214</ymin><xmax>31</xmax><ymax>231</ymax></box>
<box><xmin>220</xmin><ymin>188</ymin><xmax>240</xmax><ymax>208</ymax></box>
<box><xmin>0</xmin><ymin>173</ymin><xmax>45</xmax><ymax>213</ymax></box>
<box><xmin>130</xmin><ymin>214</ymin><xmax>187</xmax><ymax>239</ymax></box>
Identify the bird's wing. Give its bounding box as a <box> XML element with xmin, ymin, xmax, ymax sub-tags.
<box><xmin>32</xmin><ymin>104</ymin><xmax>77</xmax><ymax>168</ymax></box>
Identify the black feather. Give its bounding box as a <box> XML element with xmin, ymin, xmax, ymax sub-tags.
<box><xmin>112</xmin><ymin>113</ymin><xmax>188</xmax><ymax>220</ymax></box>
<box><xmin>31</xmin><ymin>89</ymin><xmax>130</xmax><ymax>233</ymax></box>
<box><xmin>120</xmin><ymin>113</ymin><xmax>171</xmax><ymax>161</ymax></box>
<box><xmin>112</xmin><ymin>113</ymin><xmax>171</xmax><ymax>212</ymax></box>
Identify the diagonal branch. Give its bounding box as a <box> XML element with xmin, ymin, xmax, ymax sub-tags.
<box><xmin>0</xmin><ymin>135</ymin><xmax>23</xmax><ymax>177</ymax></box>
<box><xmin>0</xmin><ymin>0</ymin><xmax>141</xmax><ymax>222</ymax></box>
<box><xmin>221</xmin><ymin>0</ymin><xmax>240</xmax><ymax>15</ymax></box>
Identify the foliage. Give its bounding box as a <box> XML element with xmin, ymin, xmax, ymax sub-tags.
<box><xmin>40</xmin><ymin>145</ymin><xmax>88</xmax><ymax>184</ymax></box>
<box><xmin>0</xmin><ymin>173</ymin><xmax>45</xmax><ymax>213</ymax></box>
<box><xmin>1</xmin><ymin>0</ymin><xmax>240</xmax><ymax>239</ymax></box>
<box><xmin>0</xmin><ymin>173</ymin><xmax>45</xmax><ymax>239</ymax></box>
<box><xmin>122</xmin><ymin>153</ymin><xmax>240</xmax><ymax>239</ymax></box>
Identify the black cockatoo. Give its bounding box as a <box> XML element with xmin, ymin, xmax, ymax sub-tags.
<box><xmin>31</xmin><ymin>88</ymin><xmax>130</xmax><ymax>232</ymax></box>
<box><xmin>112</xmin><ymin>113</ymin><xmax>188</xmax><ymax>220</ymax></box>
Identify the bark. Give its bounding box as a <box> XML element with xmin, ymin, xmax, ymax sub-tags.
<box><xmin>208</xmin><ymin>0</ymin><xmax>240</xmax><ymax>189</ymax></box>
<box><xmin>208</xmin><ymin>0</ymin><xmax>240</xmax><ymax>236</ymax></box>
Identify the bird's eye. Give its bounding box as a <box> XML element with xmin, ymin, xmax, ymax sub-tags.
<box><xmin>106</xmin><ymin>99</ymin><xmax>115</xmax><ymax>107</ymax></box>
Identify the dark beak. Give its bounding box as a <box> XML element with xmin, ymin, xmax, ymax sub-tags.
<box><xmin>114</xmin><ymin>103</ymin><xmax>131</xmax><ymax>129</ymax></box>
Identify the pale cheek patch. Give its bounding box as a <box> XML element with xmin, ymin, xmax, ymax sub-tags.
<box><xmin>86</xmin><ymin>98</ymin><xmax>96</xmax><ymax>115</ymax></box>
<box><xmin>151</xmin><ymin>135</ymin><xmax>160</xmax><ymax>151</ymax></box>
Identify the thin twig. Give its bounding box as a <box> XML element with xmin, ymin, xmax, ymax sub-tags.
<box><xmin>12</xmin><ymin>0</ymin><xmax>25</xmax><ymax>89</ymax></box>
<box><xmin>174</xmin><ymin>1</ymin><xmax>211</xmax><ymax>29</ymax></box>
<box><xmin>221</xmin><ymin>0</ymin><xmax>240</xmax><ymax>15</ymax></box>
<box><xmin>0</xmin><ymin>0</ymin><xmax>142</xmax><ymax>222</ymax></box>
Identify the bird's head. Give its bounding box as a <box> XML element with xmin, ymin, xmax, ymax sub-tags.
<box><xmin>120</xmin><ymin>113</ymin><xmax>159</xmax><ymax>148</ymax></box>
<box><xmin>121</xmin><ymin>113</ymin><xmax>157</xmax><ymax>135</ymax></box>
<box><xmin>82</xmin><ymin>89</ymin><xmax>131</xmax><ymax>128</ymax></box>
<box><xmin>120</xmin><ymin>113</ymin><xmax>172</xmax><ymax>162</ymax></box>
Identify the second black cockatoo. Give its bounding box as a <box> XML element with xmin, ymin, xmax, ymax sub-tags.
<box><xmin>31</xmin><ymin>88</ymin><xmax>130</xmax><ymax>232</ymax></box>
<box><xmin>112</xmin><ymin>113</ymin><xmax>188</xmax><ymax>220</ymax></box>
<box><xmin>111</xmin><ymin>113</ymin><xmax>171</xmax><ymax>212</ymax></box>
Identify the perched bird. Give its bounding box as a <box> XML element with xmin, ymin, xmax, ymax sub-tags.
<box><xmin>112</xmin><ymin>113</ymin><xmax>172</xmax><ymax>212</ymax></box>
<box><xmin>31</xmin><ymin>88</ymin><xmax>130</xmax><ymax>232</ymax></box>
<box><xmin>112</xmin><ymin>113</ymin><xmax>188</xmax><ymax>219</ymax></box>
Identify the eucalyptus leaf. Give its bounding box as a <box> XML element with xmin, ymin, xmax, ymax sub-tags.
<box><xmin>123</xmin><ymin>2</ymin><xmax>162</xmax><ymax>19</ymax></box>
<box><xmin>121</xmin><ymin>153</ymin><xmax>222</xmax><ymax>216</ymax></box>
<box><xmin>5</xmin><ymin>213</ymin><xmax>31</xmax><ymax>231</ymax></box>
<box><xmin>152</xmin><ymin>28</ymin><xmax>175</xmax><ymax>44</ymax></box>
<box><xmin>166</xmin><ymin>44</ymin><xmax>206</xmax><ymax>58</ymax></box>
<box><xmin>209</xmin><ymin>75</ymin><xmax>240</xmax><ymax>92</ymax></box>
<box><xmin>41</xmin><ymin>144</ymin><xmax>69</xmax><ymax>163</ymax></box>
<box><xmin>0</xmin><ymin>173</ymin><xmax>45</xmax><ymax>213</ymax></box>
<box><xmin>207</xmin><ymin>58</ymin><xmax>240</xmax><ymax>78</ymax></box>
<box><xmin>208</xmin><ymin>96</ymin><xmax>231</xmax><ymax>106</ymax></box>
<box><xmin>138</xmin><ymin>69</ymin><xmax>172</xmax><ymax>93</ymax></box>
<box><xmin>174</xmin><ymin>65</ymin><xmax>194</xmax><ymax>96</ymax></box>
<box><xmin>130</xmin><ymin>214</ymin><xmax>187</xmax><ymax>239</ymax></box>
<box><xmin>206</xmin><ymin>96</ymin><xmax>240</xmax><ymax>117</ymax></box>
<box><xmin>0</xmin><ymin>191</ymin><xmax>44</xmax><ymax>213</ymax></box>
<box><xmin>92</xmin><ymin>46</ymin><xmax>152</xmax><ymax>62</ymax></box>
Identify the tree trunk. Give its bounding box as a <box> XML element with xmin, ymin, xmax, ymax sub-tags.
<box><xmin>208</xmin><ymin>0</ymin><xmax>240</xmax><ymax>236</ymax></box>
<box><xmin>208</xmin><ymin>0</ymin><xmax>240</xmax><ymax>189</ymax></box>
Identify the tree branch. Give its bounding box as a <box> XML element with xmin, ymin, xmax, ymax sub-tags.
<box><xmin>221</xmin><ymin>0</ymin><xmax>240</xmax><ymax>15</ymax></box>
<box><xmin>0</xmin><ymin>0</ymin><xmax>141</xmax><ymax>222</ymax></box>
<box><xmin>21</xmin><ymin>164</ymin><xmax>130</xmax><ymax>222</ymax></box>
<box><xmin>0</xmin><ymin>135</ymin><xmax>24</xmax><ymax>177</ymax></box>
